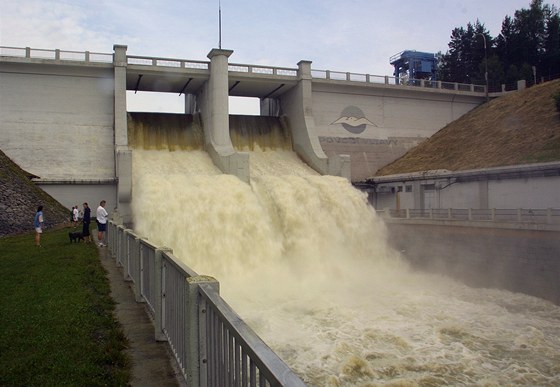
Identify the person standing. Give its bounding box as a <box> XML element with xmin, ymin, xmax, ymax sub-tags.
<box><xmin>34</xmin><ymin>205</ymin><xmax>44</xmax><ymax>247</ymax></box>
<box><xmin>82</xmin><ymin>202</ymin><xmax>92</xmax><ymax>243</ymax></box>
<box><xmin>96</xmin><ymin>200</ymin><xmax>108</xmax><ymax>247</ymax></box>
<box><xmin>72</xmin><ymin>205</ymin><xmax>79</xmax><ymax>227</ymax></box>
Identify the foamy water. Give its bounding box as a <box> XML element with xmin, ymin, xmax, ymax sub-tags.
<box><xmin>131</xmin><ymin>148</ymin><xmax>560</xmax><ymax>386</ymax></box>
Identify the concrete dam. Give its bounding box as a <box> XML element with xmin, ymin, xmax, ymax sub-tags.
<box><xmin>0</xmin><ymin>44</ymin><xmax>489</xmax><ymax>222</ymax></box>
<box><xmin>2</xmin><ymin>45</ymin><xmax>559</xmax><ymax>385</ymax></box>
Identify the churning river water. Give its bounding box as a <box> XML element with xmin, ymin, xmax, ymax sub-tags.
<box><xmin>130</xmin><ymin>147</ymin><xmax>560</xmax><ymax>386</ymax></box>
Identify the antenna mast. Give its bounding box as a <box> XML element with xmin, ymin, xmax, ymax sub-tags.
<box><xmin>218</xmin><ymin>0</ymin><xmax>222</xmax><ymax>49</ymax></box>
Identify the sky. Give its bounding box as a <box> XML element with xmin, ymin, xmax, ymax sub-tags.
<box><xmin>0</xmin><ymin>0</ymin><xmax>553</xmax><ymax>113</ymax></box>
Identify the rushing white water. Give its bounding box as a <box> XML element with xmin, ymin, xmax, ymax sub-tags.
<box><xmin>131</xmin><ymin>148</ymin><xmax>560</xmax><ymax>386</ymax></box>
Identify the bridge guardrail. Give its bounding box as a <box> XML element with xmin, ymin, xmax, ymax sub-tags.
<box><xmin>378</xmin><ymin>208</ymin><xmax>560</xmax><ymax>229</ymax></box>
<box><xmin>127</xmin><ymin>54</ymin><xmax>209</xmax><ymax>70</ymax></box>
<box><xmin>1</xmin><ymin>45</ymin><xmax>492</xmax><ymax>96</ymax></box>
<box><xmin>108</xmin><ymin>221</ymin><xmax>305</xmax><ymax>386</ymax></box>
<box><xmin>311</xmin><ymin>69</ymin><xmax>487</xmax><ymax>94</ymax></box>
<box><xmin>0</xmin><ymin>46</ymin><xmax>113</xmax><ymax>63</ymax></box>
<box><xmin>228</xmin><ymin>62</ymin><xmax>298</xmax><ymax>77</ymax></box>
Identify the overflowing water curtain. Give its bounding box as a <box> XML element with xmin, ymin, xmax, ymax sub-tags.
<box><xmin>128</xmin><ymin>114</ymin><xmax>560</xmax><ymax>386</ymax></box>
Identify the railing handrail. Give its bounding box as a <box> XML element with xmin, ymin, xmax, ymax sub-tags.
<box><xmin>0</xmin><ymin>46</ymin><xmax>113</xmax><ymax>63</ymax></box>
<box><xmin>162</xmin><ymin>250</ymin><xmax>198</xmax><ymax>278</ymax></box>
<box><xmin>379</xmin><ymin>207</ymin><xmax>560</xmax><ymax>228</ymax></box>
<box><xmin>228</xmin><ymin>62</ymin><xmax>298</xmax><ymax>77</ymax></box>
<box><xmin>126</xmin><ymin>54</ymin><xmax>209</xmax><ymax>69</ymax></box>
<box><xmin>198</xmin><ymin>283</ymin><xmax>306</xmax><ymax>386</ymax></box>
<box><xmin>1</xmin><ymin>45</ymin><xmax>488</xmax><ymax>95</ymax></box>
<box><xmin>108</xmin><ymin>220</ymin><xmax>306</xmax><ymax>386</ymax></box>
<box><xmin>311</xmin><ymin>68</ymin><xmax>487</xmax><ymax>94</ymax></box>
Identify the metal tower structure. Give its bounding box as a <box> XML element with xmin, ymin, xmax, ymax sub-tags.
<box><xmin>390</xmin><ymin>50</ymin><xmax>438</xmax><ymax>84</ymax></box>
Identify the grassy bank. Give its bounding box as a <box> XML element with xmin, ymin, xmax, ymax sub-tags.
<box><xmin>0</xmin><ymin>226</ymin><xmax>130</xmax><ymax>386</ymax></box>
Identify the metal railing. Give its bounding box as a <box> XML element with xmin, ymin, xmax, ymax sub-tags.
<box><xmin>107</xmin><ymin>221</ymin><xmax>305</xmax><ymax>386</ymax></box>
<box><xmin>311</xmin><ymin>69</ymin><xmax>487</xmax><ymax>94</ymax></box>
<box><xmin>380</xmin><ymin>208</ymin><xmax>560</xmax><ymax>225</ymax></box>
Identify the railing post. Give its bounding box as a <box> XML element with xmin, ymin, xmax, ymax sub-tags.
<box><xmin>491</xmin><ymin>208</ymin><xmax>496</xmax><ymax>221</ymax></box>
<box><xmin>325</xmin><ymin>70</ymin><xmax>331</xmax><ymax>80</ymax></box>
<box><xmin>132</xmin><ymin>235</ymin><xmax>144</xmax><ymax>302</ymax></box>
<box><xmin>185</xmin><ymin>276</ymin><xmax>220</xmax><ymax>387</ymax></box>
<box><xmin>123</xmin><ymin>229</ymin><xmax>133</xmax><ymax>279</ymax></box>
<box><xmin>346</xmin><ymin>72</ymin><xmax>351</xmax><ymax>81</ymax></box>
<box><xmin>406</xmin><ymin>208</ymin><xmax>410</xmax><ymax>219</ymax></box>
<box><xmin>154</xmin><ymin>247</ymin><xmax>173</xmax><ymax>342</ymax></box>
<box><xmin>384</xmin><ymin>75</ymin><xmax>389</xmax><ymax>84</ymax></box>
<box><xmin>547</xmin><ymin>208</ymin><xmax>552</xmax><ymax>224</ymax></box>
<box><xmin>468</xmin><ymin>208</ymin><xmax>473</xmax><ymax>221</ymax></box>
<box><xmin>25</xmin><ymin>47</ymin><xmax>31</xmax><ymax>58</ymax></box>
<box><xmin>366</xmin><ymin>74</ymin><xmax>370</xmax><ymax>83</ymax></box>
<box><xmin>517</xmin><ymin>208</ymin><xmax>522</xmax><ymax>222</ymax></box>
<box><xmin>437</xmin><ymin>80</ymin><xmax>442</xmax><ymax>89</ymax></box>
<box><xmin>85</xmin><ymin>51</ymin><xmax>90</xmax><ymax>62</ymax></box>
<box><xmin>116</xmin><ymin>225</ymin><xmax>125</xmax><ymax>266</ymax></box>
<box><xmin>470</xmin><ymin>84</ymin><xmax>474</xmax><ymax>92</ymax></box>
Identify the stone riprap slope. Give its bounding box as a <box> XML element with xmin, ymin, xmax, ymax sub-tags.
<box><xmin>0</xmin><ymin>149</ymin><xmax>70</xmax><ymax>236</ymax></box>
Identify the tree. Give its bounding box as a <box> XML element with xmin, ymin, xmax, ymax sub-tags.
<box><xmin>440</xmin><ymin>0</ymin><xmax>560</xmax><ymax>86</ymax></box>
<box><xmin>438</xmin><ymin>21</ymin><xmax>492</xmax><ymax>84</ymax></box>
<box><xmin>495</xmin><ymin>0</ymin><xmax>559</xmax><ymax>82</ymax></box>
<box><xmin>543</xmin><ymin>12</ymin><xmax>560</xmax><ymax>78</ymax></box>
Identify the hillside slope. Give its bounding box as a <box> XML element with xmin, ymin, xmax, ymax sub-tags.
<box><xmin>0</xmin><ymin>149</ymin><xmax>70</xmax><ymax>237</ymax></box>
<box><xmin>375</xmin><ymin>79</ymin><xmax>560</xmax><ymax>177</ymax></box>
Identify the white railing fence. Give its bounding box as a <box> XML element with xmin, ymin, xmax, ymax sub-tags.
<box><xmin>378</xmin><ymin>208</ymin><xmax>560</xmax><ymax>225</ymax></box>
<box><xmin>0</xmin><ymin>46</ymin><xmax>113</xmax><ymax>63</ymax></box>
<box><xmin>107</xmin><ymin>221</ymin><xmax>306</xmax><ymax>387</ymax></box>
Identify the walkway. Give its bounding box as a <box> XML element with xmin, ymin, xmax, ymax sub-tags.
<box><xmin>98</xmin><ymin>245</ymin><xmax>186</xmax><ymax>387</ymax></box>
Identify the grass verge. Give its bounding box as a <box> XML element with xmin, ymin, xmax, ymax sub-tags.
<box><xmin>0</xmin><ymin>226</ymin><xmax>131</xmax><ymax>386</ymax></box>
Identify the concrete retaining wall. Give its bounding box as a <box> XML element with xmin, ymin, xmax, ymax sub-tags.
<box><xmin>372</xmin><ymin>166</ymin><xmax>560</xmax><ymax>210</ymax></box>
<box><xmin>0</xmin><ymin>63</ymin><xmax>115</xmax><ymax>181</ymax></box>
<box><xmin>387</xmin><ymin>223</ymin><xmax>560</xmax><ymax>305</ymax></box>
<box><xmin>312</xmin><ymin>82</ymin><xmax>483</xmax><ymax>181</ymax></box>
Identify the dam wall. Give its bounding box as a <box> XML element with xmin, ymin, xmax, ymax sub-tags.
<box><xmin>1</xmin><ymin>45</ymin><xmax>490</xmax><ymax>220</ymax></box>
<box><xmin>311</xmin><ymin>81</ymin><xmax>482</xmax><ymax>181</ymax></box>
<box><xmin>0</xmin><ymin>60</ymin><xmax>118</xmax><ymax>211</ymax></box>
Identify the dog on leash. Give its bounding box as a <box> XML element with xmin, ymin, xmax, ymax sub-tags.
<box><xmin>69</xmin><ymin>231</ymin><xmax>84</xmax><ymax>243</ymax></box>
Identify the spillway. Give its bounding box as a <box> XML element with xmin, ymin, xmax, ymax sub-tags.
<box><xmin>128</xmin><ymin>115</ymin><xmax>560</xmax><ymax>386</ymax></box>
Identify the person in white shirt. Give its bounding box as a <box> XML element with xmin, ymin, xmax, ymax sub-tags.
<box><xmin>96</xmin><ymin>200</ymin><xmax>109</xmax><ymax>247</ymax></box>
<box><xmin>72</xmin><ymin>205</ymin><xmax>79</xmax><ymax>227</ymax></box>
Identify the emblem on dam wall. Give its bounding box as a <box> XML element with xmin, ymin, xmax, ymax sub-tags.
<box><xmin>330</xmin><ymin>106</ymin><xmax>376</xmax><ymax>134</ymax></box>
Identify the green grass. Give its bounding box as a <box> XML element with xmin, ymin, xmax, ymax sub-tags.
<box><xmin>0</xmin><ymin>226</ymin><xmax>131</xmax><ymax>386</ymax></box>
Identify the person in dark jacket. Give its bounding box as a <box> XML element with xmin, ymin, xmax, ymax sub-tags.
<box><xmin>82</xmin><ymin>202</ymin><xmax>92</xmax><ymax>243</ymax></box>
